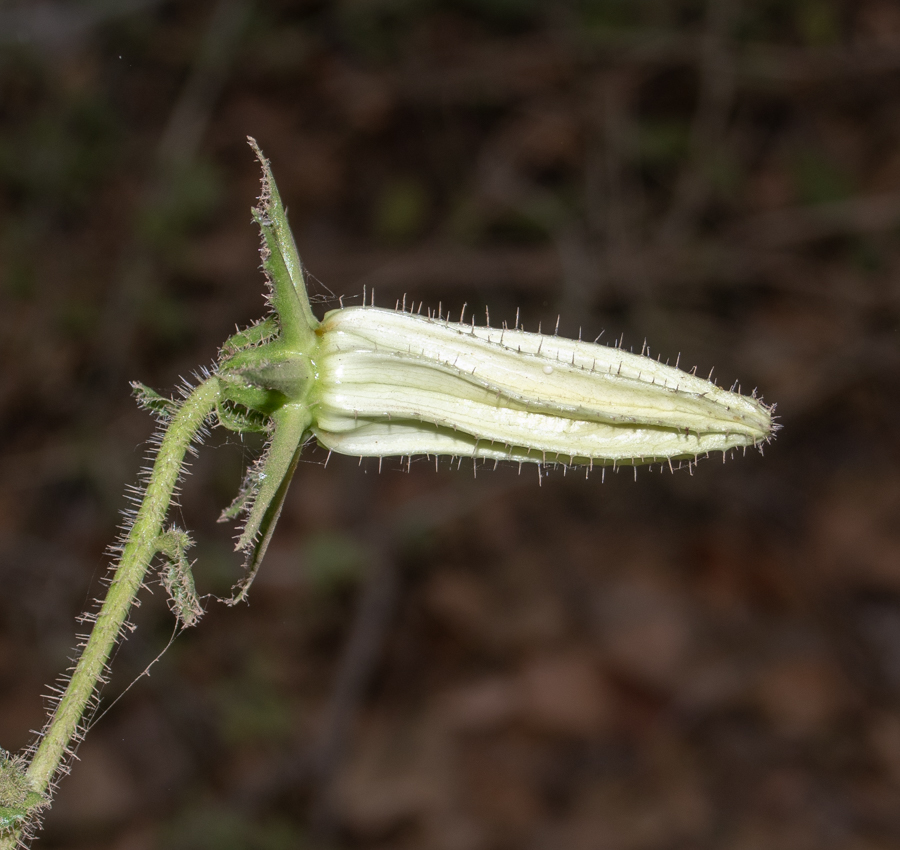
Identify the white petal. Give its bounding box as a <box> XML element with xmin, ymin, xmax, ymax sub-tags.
<box><xmin>311</xmin><ymin>307</ymin><xmax>773</xmax><ymax>464</ymax></box>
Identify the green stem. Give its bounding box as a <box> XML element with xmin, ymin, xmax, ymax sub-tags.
<box><xmin>9</xmin><ymin>377</ymin><xmax>220</xmax><ymax>843</ymax></box>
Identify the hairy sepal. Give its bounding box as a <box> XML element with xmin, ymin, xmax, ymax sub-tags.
<box><xmin>247</xmin><ymin>137</ymin><xmax>319</xmax><ymax>352</ymax></box>
<box><xmin>222</xmin><ymin>405</ymin><xmax>311</xmax><ymax>605</ymax></box>
<box><xmin>155</xmin><ymin>529</ymin><xmax>203</xmax><ymax>628</ymax></box>
<box><xmin>215</xmin><ymin>399</ymin><xmax>269</xmax><ymax>434</ymax></box>
<box><xmin>131</xmin><ymin>382</ymin><xmax>179</xmax><ymax>421</ymax></box>
<box><xmin>218</xmin><ymin>317</ymin><xmax>279</xmax><ymax>361</ymax></box>
<box><xmin>0</xmin><ymin>751</ymin><xmax>45</xmax><ymax>833</ymax></box>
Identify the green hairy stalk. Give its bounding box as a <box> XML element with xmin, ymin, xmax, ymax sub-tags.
<box><xmin>0</xmin><ymin>378</ymin><xmax>220</xmax><ymax>846</ymax></box>
<box><xmin>0</xmin><ymin>139</ymin><xmax>775</xmax><ymax>844</ymax></box>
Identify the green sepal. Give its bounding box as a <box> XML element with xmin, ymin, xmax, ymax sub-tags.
<box><xmin>248</xmin><ymin>137</ymin><xmax>319</xmax><ymax>353</ymax></box>
<box><xmin>218</xmin><ymin>373</ymin><xmax>287</xmax><ymax>417</ymax></box>
<box><xmin>215</xmin><ymin>399</ymin><xmax>269</xmax><ymax>434</ymax></box>
<box><xmin>0</xmin><ymin>751</ymin><xmax>46</xmax><ymax>833</ymax></box>
<box><xmin>234</xmin><ymin>356</ymin><xmax>313</xmax><ymax>401</ymax></box>
<box><xmin>235</xmin><ymin>404</ymin><xmax>311</xmax><ymax>553</ymax></box>
<box><xmin>155</xmin><ymin>528</ymin><xmax>203</xmax><ymax>628</ymax></box>
<box><xmin>218</xmin><ymin>316</ymin><xmax>279</xmax><ymax>362</ymax></box>
<box><xmin>218</xmin><ymin>341</ymin><xmax>314</xmax><ymax>413</ymax></box>
<box><xmin>0</xmin><ymin>794</ymin><xmax>43</xmax><ymax>831</ymax></box>
<box><xmin>0</xmin><ymin>807</ymin><xmax>26</xmax><ymax>831</ymax></box>
<box><xmin>227</xmin><ymin>404</ymin><xmax>311</xmax><ymax>605</ymax></box>
<box><xmin>131</xmin><ymin>382</ymin><xmax>179</xmax><ymax>420</ymax></box>
<box><xmin>219</xmin><ymin>475</ymin><xmax>257</xmax><ymax>523</ymax></box>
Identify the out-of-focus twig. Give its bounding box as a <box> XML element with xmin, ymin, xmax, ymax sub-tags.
<box><xmin>93</xmin><ymin>0</ymin><xmax>251</xmax><ymax>389</ymax></box>
<box><xmin>657</xmin><ymin>0</ymin><xmax>739</xmax><ymax>248</ymax></box>
<box><xmin>587</xmin><ymin>73</ymin><xmax>650</xmax><ymax>299</ymax></box>
<box><xmin>229</xmin><ymin>477</ymin><xmax>527</xmax><ymax>827</ymax></box>
<box><xmin>730</xmin><ymin>192</ymin><xmax>900</xmax><ymax>248</ymax></box>
<box><xmin>305</xmin><ymin>535</ymin><xmax>401</xmax><ymax>838</ymax></box>
<box><xmin>398</xmin><ymin>30</ymin><xmax>900</xmax><ymax>106</ymax></box>
<box><xmin>598</xmin><ymin>76</ymin><xmax>636</xmax><ymax>261</ymax></box>
<box><xmin>0</xmin><ymin>0</ymin><xmax>160</xmax><ymax>51</ymax></box>
<box><xmin>478</xmin><ymin>151</ymin><xmax>599</xmax><ymax>319</ymax></box>
<box><xmin>154</xmin><ymin>0</ymin><xmax>249</xmax><ymax>177</ymax></box>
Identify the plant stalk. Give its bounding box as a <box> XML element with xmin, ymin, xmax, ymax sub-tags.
<box><xmin>3</xmin><ymin>377</ymin><xmax>220</xmax><ymax>847</ymax></box>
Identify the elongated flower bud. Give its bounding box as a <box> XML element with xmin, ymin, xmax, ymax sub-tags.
<box><xmin>311</xmin><ymin>307</ymin><xmax>774</xmax><ymax>467</ymax></box>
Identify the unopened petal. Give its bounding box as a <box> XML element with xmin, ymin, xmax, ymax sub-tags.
<box><xmin>311</xmin><ymin>307</ymin><xmax>774</xmax><ymax>465</ymax></box>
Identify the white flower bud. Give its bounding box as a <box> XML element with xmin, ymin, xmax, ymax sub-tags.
<box><xmin>311</xmin><ymin>307</ymin><xmax>774</xmax><ymax>467</ymax></box>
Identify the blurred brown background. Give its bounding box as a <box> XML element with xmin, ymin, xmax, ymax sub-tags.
<box><xmin>2</xmin><ymin>1</ymin><xmax>900</xmax><ymax>848</ymax></box>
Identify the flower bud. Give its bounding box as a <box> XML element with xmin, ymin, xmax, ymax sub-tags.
<box><xmin>311</xmin><ymin>306</ymin><xmax>774</xmax><ymax>468</ymax></box>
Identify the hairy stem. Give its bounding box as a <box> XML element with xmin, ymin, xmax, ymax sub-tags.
<box><xmin>7</xmin><ymin>377</ymin><xmax>220</xmax><ymax>844</ymax></box>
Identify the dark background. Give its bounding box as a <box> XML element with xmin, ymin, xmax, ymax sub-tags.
<box><xmin>2</xmin><ymin>1</ymin><xmax>900</xmax><ymax>848</ymax></box>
